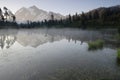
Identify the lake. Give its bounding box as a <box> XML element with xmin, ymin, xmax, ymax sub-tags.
<box><xmin>0</xmin><ymin>28</ymin><xmax>120</xmax><ymax>80</ymax></box>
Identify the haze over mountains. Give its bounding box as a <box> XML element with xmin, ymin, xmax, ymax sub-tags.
<box><xmin>15</xmin><ymin>6</ymin><xmax>65</xmax><ymax>22</ymax></box>
<box><xmin>15</xmin><ymin>5</ymin><xmax>120</xmax><ymax>22</ymax></box>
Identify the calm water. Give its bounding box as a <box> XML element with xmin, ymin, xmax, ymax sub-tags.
<box><xmin>0</xmin><ymin>29</ymin><xmax>120</xmax><ymax>80</ymax></box>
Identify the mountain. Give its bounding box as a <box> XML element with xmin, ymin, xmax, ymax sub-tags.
<box><xmin>64</xmin><ymin>5</ymin><xmax>120</xmax><ymax>28</ymax></box>
<box><xmin>15</xmin><ymin>6</ymin><xmax>65</xmax><ymax>22</ymax></box>
<box><xmin>88</xmin><ymin>5</ymin><xmax>120</xmax><ymax>13</ymax></box>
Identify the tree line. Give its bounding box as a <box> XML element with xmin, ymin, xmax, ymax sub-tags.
<box><xmin>19</xmin><ymin>5</ymin><xmax>120</xmax><ymax>29</ymax></box>
<box><xmin>0</xmin><ymin>5</ymin><xmax>120</xmax><ymax>29</ymax></box>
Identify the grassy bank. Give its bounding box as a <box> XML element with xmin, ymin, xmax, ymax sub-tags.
<box><xmin>88</xmin><ymin>40</ymin><xmax>104</xmax><ymax>50</ymax></box>
<box><xmin>117</xmin><ymin>49</ymin><xmax>120</xmax><ymax>59</ymax></box>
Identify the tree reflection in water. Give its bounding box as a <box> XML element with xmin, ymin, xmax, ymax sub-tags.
<box><xmin>0</xmin><ymin>35</ymin><xmax>16</xmax><ymax>49</ymax></box>
<box><xmin>116</xmin><ymin>58</ymin><xmax>120</xmax><ymax>67</ymax></box>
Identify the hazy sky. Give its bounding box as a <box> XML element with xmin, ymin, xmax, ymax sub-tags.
<box><xmin>0</xmin><ymin>0</ymin><xmax>119</xmax><ymax>15</ymax></box>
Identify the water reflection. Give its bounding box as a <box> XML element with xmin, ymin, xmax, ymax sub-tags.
<box><xmin>0</xmin><ymin>29</ymin><xmax>119</xmax><ymax>80</ymax></box>
<box><xmin>0</xmin><ymin>29</ymin><xmax>119</xmax><ymax>49</ymax></box>
<box><xmin>116</xmin><ymin>58</ymin><xmax>120</xmax><ymax>66</ymax></box>
<box><xmin>17</xmin><ymin>32</ymin><xmax>64</xmax><ymax>48</ymax></box>
<box><xmin>0</xmin><ymin>35</ymin><xmax>16</xmax><ymax>49</ymax></box>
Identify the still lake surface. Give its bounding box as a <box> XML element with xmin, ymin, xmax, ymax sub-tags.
<box><xmin>0</xmin><ymin>28</ymin><xmax>120</xmax><ymax>80</ymax></box>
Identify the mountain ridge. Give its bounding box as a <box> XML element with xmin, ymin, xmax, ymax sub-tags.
<box><xmin>15</xmin><ymin>6</ymin><xmax>65</xmax><ymax>22</ymax></box>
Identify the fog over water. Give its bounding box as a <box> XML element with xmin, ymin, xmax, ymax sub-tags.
<box><xmin>0</xmin><ymin>28</ymin><xmax>119</xmax><ymax>80</ymax></box>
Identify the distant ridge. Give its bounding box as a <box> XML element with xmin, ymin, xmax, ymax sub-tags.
<box><xmin>15</xmin><ymin>6</ymin><xmax>65</xmax><ymax>22</ymax></box>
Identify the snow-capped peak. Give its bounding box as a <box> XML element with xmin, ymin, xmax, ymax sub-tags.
<box><xmin>29</xmin><ymin>5</ymin><xmax>40</xmax><ymax>11</ymax></box>
<box><xmin>15</xmin><ymin>6</ymin><xmax>65</xmax><ymax>22</ymax></box>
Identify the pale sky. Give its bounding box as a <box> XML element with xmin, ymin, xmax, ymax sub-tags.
<box><xmin>0</xmin><ymin>0</ymin><xmax>120</xmax><ymax>15</ymax></box>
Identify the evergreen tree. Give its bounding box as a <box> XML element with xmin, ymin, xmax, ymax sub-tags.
<box><xmin>12</xmin><ymin>15</ymin><xmax>16</xmax><ymax>22</ymax></box>
<box><xmin>99</xmin><ymin>9</ymin><xmax>107</xmax><ymax>23</ymax></box>
<box><xmin>81</xmin><ymin>12</ymin><xmax>86</xmax><ymax>25</ymax></box>
<box><xmin>68</xmin><ymin>14</ymin><xmax>72</xmax><ymax>23</ymax></box>
<box><xmin>0</xmin><ymin>8</ymin><xmax>2</xmax><ymax>20</ymax></box>
<box><xmin>3</xmin><ymin>7</ymin><xmax>9</xmax><ymax>21</ymax></box>
<box><xmin>51</xmin><ymin>13</ymin><xmax>54</xmax><ymax>21</ymax></box>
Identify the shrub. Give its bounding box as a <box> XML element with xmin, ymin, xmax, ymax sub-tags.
<box><xmin>117</xmin><ymin>49</ymin><xmax>120</xmax><ymax>59</ymax></box>
<box><xmin>88</xmin><ymin>40</ymin><xmax>104</xmax><ymax>50</ymax></box>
